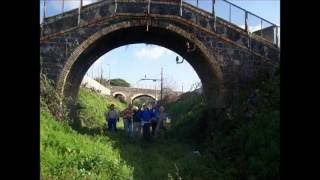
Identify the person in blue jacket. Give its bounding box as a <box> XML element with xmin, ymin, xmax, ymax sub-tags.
<box><xmin>141</xmin><ymin>104</ymin><xmax>152</xmax><ymax>141</ymax></box>
<box><xmin>132</xmin><ymin>105</ymin><xmax>142</xmax><ymax>138</ymax></box>
<box><xmin>151</xmin><ymin>103</ymin><xmax>161</xmax><ymax>136</ymax></box>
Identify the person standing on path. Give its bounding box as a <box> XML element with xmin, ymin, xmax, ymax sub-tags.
<box><xmin>132</xmin><ymin>105</ymin><xmax>142</xmax><ymax>138</ymax></box>
<box><xmin>105</xmin><ymin>104</ymin><xmax>118</xmax><ymax>132</ymax></box>
<box><xmin>141</xmin><ymin>104</ymin><xmax>152</xmax><ymax>141</ymax></box>
<box><xmin>151</xmin><ymin>103</ymin><xmax>161</xmax><ymax>136</ymax></box>
<box><xmin>122</xmin><ymin>104</ymin><xmax>133</xmax><ymax>137</ymax></box>
<box><xmin>155</xmin><ymin>106</ymin><xmax>167</xmax><ymax>137</ymax></box>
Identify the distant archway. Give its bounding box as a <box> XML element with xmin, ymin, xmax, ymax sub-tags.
<box><xmin>131</xmin><ymin>94</ymin><xmax>156</xmax><ymax>105</ymax></box>
<box><xmin>112</xmin><ymin>92</ymin><xmax>127</xmax><ymax>103</ymax></box>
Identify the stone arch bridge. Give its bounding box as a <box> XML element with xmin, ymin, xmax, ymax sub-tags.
<box><xmin>110</xmin><ymin>86</ymin><xmax>182</xmax><ymax>104</ymax></box>
<box><xmin>40</xmin><ymin>0</ymin><xmax>280</xmax><ymax>115</ymax></box>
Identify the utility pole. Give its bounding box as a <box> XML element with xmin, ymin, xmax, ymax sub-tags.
<box><xmin>155</xmin><ymin>82</ymin><xmax>157</xmax><ymax>104</ymax></box>
<box><xmin>41</xmin><ymin>0</ymin><xmax>46</xmax><ymax>37</ymax></box>
<box><xmin>62</xmin><ymin>0</ymin><xmax>64</xmax><ymax>14</ymax></box>
<box><xmin>182</xmin><ymin>83</ymin><xmax>184</xmax><ymax>93</ymax></box>
<box><xmin>100</xmin><ymin>66</ymin><xmax>103</xmax><ymax>84</ymax></box>
<box><xmin>140</xmin><ymin>76</ymin><xmax>161</xmax><ymax>104</ymax></box>
<box><xmin>91</xmin><ymin>67</ymin><xmax>94</xmax><ymax>79</ymax></box>
<box><xmin>109</xmin><ymin>70</ymin><xmax>111</xmax><ymax>87</ymax></box>
<box><xmin>140</xmin><ymin>67</ymin><xmax>164</xmax><ymax>104</ymax></box>
<box><xmin>212</xmin><ymin>0</ymin><xmax>215</xmax><ymax>15</ymax></box>
<box><xmin>78</xmin><ymin>0</ymin><xmax>83</xmax><ymax>26</ymax></box>
<box><xmin>160</xmin><ymin>67</ymin><xmax>163</xmax><ymax>103</ymax></box>
<box><xmin>106</xmin><ymin>64</ymin><xmax>111</xmax><ymax>87</ymax></box>
<box><xmin>43</xmin><ymin>0</ymin><xmax>46</xmax><ymax>19</ymax></box>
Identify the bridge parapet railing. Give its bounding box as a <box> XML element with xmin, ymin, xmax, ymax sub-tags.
<box><xmin>40</xmin><ymin>0</ymin><xmax>100</xmax><ymax>21</ymax></box>
<box><xmin>184</xmin><ymin>0</ymin><xmax>279</xmax><ymax>48</ymax></box>
<box><xmin>40</xmin><ymin>0</ymin><xmax>279</xmax><ymax>47</ymax></box>
<box><xmin>111</xmin><ymin>86</ymin><xmax>160</xmax><ymax>93</ymax></box>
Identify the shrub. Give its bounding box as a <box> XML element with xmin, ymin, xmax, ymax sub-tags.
<box><xmin>40</xmin><ymin>73</ymin><xmax>69</xmax><ymax>121</ymax></box>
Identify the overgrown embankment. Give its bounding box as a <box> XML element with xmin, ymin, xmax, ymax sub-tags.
<box><xmin>40</xmin><ymin>98</ymin><xmax>133</xmax><ymax>179</ymax></box>
<box><xmin>165</xmin><ymin>69</ymin><xmax>280</xmax><ymax>179</ymax></box>
<box><xmin>76</xmin><ymin>87</ymin><xmax>126</xmax><ymax>130</ymax></box>
<box><xmin>40</xmin><ymin>76</ymin><xmax>133</xmax><ymax>179</ymax></box>
<box><xmin>40</xmin><ymin>69</ymin><xmax>279</xmax><ymax>179</ymax></box>
<box><xmin>40</xmin><ymin>77</ymin><xmax>210</xmax><ymax>179</ymax></box>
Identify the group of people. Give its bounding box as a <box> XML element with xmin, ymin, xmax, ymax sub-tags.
<box><xmin>105</xmin><ymin>102</ymin><xmax>168</xmax><ymax>141</ymax></box>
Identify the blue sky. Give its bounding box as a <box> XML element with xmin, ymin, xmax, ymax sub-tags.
<box><xmin>40</xmin><ymin>0</ymin><xmax>280</xmax><ymax>91</ymax></box>
<box><xmin>40</xmin><ymin>0</ymin><xmax>280</xmax><ymax>25</ymax></box>
<box><xmin>87</xmin><ymin>44</ymin><xmax>200</xmax><ymax>91</ymax></box>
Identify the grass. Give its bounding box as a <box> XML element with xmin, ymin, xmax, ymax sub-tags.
<box><xmin>40</xmin><ymin>104</ymin><xmax>133</xmax><ymax>179</ymax></box>
<box><xmin>77</xmin><ymin>87</ymin><xmax>127</xmax><ymax>129</ymax></box>
<box><xmin>41</xmin><ymin>70</ymin><xmax>279</xmax><ymax>179</ymax></box>
<box><xmin>164</xmin><ymin>92</ymin><xmax>207</xmax><ymax>144</ymax></box>
<box><xmin>199</xmin><ymin>70</ymin><xmax>280</xmax><ymax>179</ymax></box>
<box><xmin>41</xmin><ymin>87</ymin><xmax>213</xmax><ymax>179</ymax></box>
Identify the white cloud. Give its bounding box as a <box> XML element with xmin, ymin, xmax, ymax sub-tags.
<box><xmin>134</xmin><ymin>45</ymin><xmax>173</xmax><ymax>60</ymax></box>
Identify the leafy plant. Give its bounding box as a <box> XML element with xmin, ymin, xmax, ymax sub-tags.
<box><xmin>40</xmin><ymin>73</ymin><xmax>69</xmax><ymax>121</ymax></box>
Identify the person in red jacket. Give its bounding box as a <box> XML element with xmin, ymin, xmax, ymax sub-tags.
<box><xmin>122</xmin><ymin>104</ymin><xmax>133</xmax><ymax>137</ymax></box>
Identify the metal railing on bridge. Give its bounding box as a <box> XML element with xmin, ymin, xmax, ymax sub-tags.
<box><xmin>40</xmin><ymin>0</ymin><xmax>280</xmax><ymax>47</ymax></box>
<box><xmin>185</xmin><ymin>0</ymin><xmax>280</xmax><ymax>47</ymax></box>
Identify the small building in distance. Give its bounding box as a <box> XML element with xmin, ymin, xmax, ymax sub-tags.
<box><xmin>252</xmin><ymin>25</ymin><xmax>278</xmax><ymax>45</ymax></box>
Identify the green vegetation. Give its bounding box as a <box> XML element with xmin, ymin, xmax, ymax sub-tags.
<box><xmin>165</xmin><ymin>92</ymin><xmax>207</xmax><ymax>144</ymax></box>
<box><xmin>110</xmin><ymin>78</ymin><xmax>131</xmax><ymax>87</ymax></box>
<box><xmin>94</xmin><ymin>78</ymin><xmax>131</xmax><ymax>87</ymax></box>
<box><xmin>40</xmin><ymin>102</ymin><xmax>133</xmax><ymax>179</ymax></box>
<box><xmin>41</xmin><ymin>85</ymin><xmax>211</xmax><ymax>179</ymax></box>
<box><xmin>77</xmin><ymin>87</ymin><xmax>126</xmax><ymax>129</ymax></box>
<box><xmin>40</xmin><ymin>74</ymin><xmax>69</xmax><ymax>121</ymax></box>
<box><xmin>164</xmin><ymin>70</ymin><xmax>280</xmax><ymax>179</ymax></box>
<box><xmin>40</xmin><ymin>69</ymin><xmax>279</xmax><ymax>179</ymax></box>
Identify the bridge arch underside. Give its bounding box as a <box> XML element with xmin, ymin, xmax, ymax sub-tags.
<box><xmin>61</xmin><ymin>24</ymin><xmax>225</xmax><ymax>109</ymax></box>
<box><xmin>113</xmin><ymin>92</ymin><xmax>127</xmax><ymax>101</ymax></box>
<box><xmin>131</xmin><ymin>94</ymin><xmax>156</xmax><ymax>104</ymax></box>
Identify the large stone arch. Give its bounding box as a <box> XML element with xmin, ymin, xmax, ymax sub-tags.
<box><xmin>57</xmin><ymin>20</ymin><xmax>225</xmax><ymax>110</ymax></box>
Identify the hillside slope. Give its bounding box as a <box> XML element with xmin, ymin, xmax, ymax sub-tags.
<box><xmin>40</xmin><ymin>103</ymin><xmax>133</xmax><ymax>179</ymax></box>
<box><xmin>41</xmin><ymin>87</ymin><xmax>212</xmax><ymax>179</ymax></box>
<box><xmin>41</xmin><ymin>70</ymin><xmax>279</xmax><ymax>179</ymax></box>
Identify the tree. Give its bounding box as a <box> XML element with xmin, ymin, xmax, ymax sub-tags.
<box><xmin>94</xmin><ymin>78</ymin><xmax>131</xmax><ymax>87</ymax></box>
<box><xmin>158</xmin><ymin>90</ymin><xmax>179</xmax><ymax>105</ymax></box>
<box><xmin>110</xmin><ymin>78</ymin><xmax>130</xmax><ymax>87</ymax></box>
